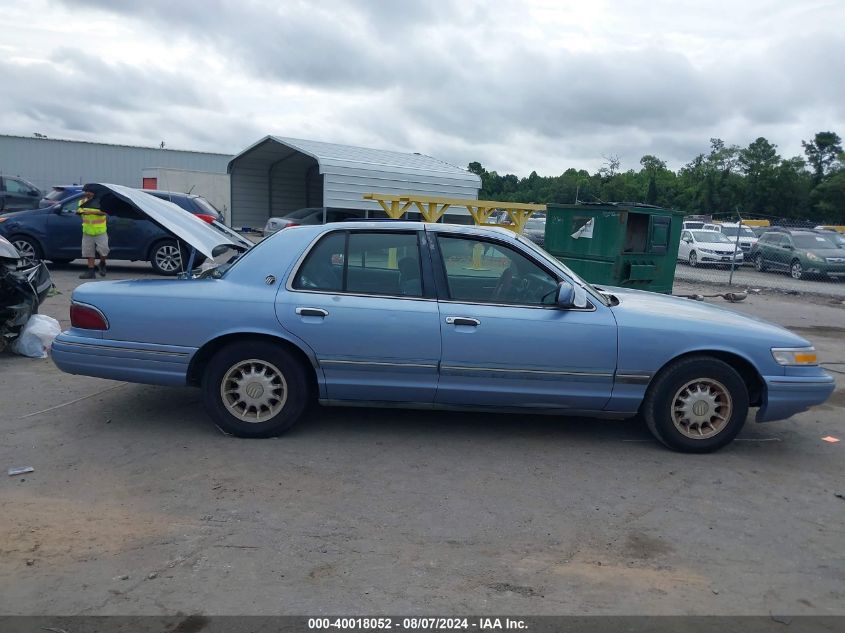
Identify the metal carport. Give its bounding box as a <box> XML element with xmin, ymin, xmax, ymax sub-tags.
<box><xmin>227</xmin><ymin>136</ymin><xmax>481</xmax><ymax>228</ymax></box>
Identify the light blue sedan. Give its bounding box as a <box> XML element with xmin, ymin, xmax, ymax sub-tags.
<box><xmin>52</xmin><ymin>185</ymin><xmax>835</xmax><ymax>452</ymax></box>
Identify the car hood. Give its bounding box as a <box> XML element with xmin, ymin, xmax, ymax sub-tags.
<box><xmin>85</xmin><ymin>183</ymin><xmax>249</xmax><ymax>259</ymax></box>
<box><xmin>602</xmin><ymin>286</ymin><xmax>809</xmax><ymax>346</ymax></box>
<box><xmin>695</xmin><ymin>242</ymin><xmax>741</xmax><ymax>252</ymax></box>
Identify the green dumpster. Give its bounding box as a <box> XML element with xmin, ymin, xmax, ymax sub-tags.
<box><xmin>544</xmin><ymin>203</ymin><xmax>685</xmax><ymax>294</ymax></box>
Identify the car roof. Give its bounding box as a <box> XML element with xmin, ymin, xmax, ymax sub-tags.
<box><xmin>289</xmin><ymin>220</ymin><xmax>518</xmax><ymax>240</ymax></box>
<box><xmin>141</xmin><ymin>189</ymin><xmax>197</xmax><ymax>199</ymax></box>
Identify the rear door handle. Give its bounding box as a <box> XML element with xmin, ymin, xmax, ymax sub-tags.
<box><xmin>296</xmin><ymin>307</ymin><xmax>329</xmax><ymax>317</ymax></box>
<box><xmin>445</xmin><ymin>316</ymin><xmax>480</xmax><ymax>327</ymax></box>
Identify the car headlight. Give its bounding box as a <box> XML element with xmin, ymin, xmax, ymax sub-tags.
<box><xmin>772</xmin><ymin>347</ymin><xmax>818</xmax><ymax>366</ymax></box>
<box><xmin>806</xmin><ymin>252</ymin><xmax>822</xmax><ymax>262</ymax></box>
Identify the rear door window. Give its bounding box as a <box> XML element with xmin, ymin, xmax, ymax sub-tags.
<box><xmin>293</xmin><ymin>231</ymin><xmax>422</xmax><ymax>297</ymax></box>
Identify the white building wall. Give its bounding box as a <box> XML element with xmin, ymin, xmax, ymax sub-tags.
<box><xmin>142</xmin><ymin>167</ymin><xmax>231</xmax><ymax>224</ymax></box>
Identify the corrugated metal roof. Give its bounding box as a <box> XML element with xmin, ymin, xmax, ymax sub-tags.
<box><xmin>0</xmin><ymin>134</ymin><xmax>232</xmax><ymax>157</ymax></box>
<box><xmin>230</xmin><ymin>136</ymin><xmax>480</xmax><ymax>185</ymax></box>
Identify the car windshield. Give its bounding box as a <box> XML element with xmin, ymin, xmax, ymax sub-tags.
<box><xmin>720</xmin><ymin>226</ymin><xmax>755</xmax><ymax>238</ymax></box>
<box><xmin>692</xmin><ymin>231</ymin><xmax>732</xmax><ymax>243</ymax></box>
<box><xmin>285</xmin><ymin>207</ymin><xmax>324</xmax><ymax>220</ymax></box>
<box><xmin>515</xmin><ymin>233</ymin><xmax>610</xmax><ymax>306</ymax></box>
<box><xmin>793</xmin><ymin>234</ymin><xmax>836</xmax><ymax>249</ymax></box>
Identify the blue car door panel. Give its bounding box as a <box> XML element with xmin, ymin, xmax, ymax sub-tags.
<box><xmin>432</xmin><ymin>232</ymin><xmax>617</xmax><ymax>411</ymax></box>
<box><xmin>275</xmin><ymin>230</ymin><xmax>441</xmax><ymax>403</ymax></box>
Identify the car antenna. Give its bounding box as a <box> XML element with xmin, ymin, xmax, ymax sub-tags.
<box><xmin>186</xmin><ymin>185</ymin><xmax>195</xmax><ymax>195</ymax></box>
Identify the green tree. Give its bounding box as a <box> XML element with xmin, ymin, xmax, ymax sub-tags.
<box><xmin>802</xmin><ymin>131</ymin><xmax>843</xmax><ymax>184</ymax></box>
<box><xmin>810</xmin><ymin>170</ymin><xmax>845</xmax><ymax>223</ymax></box>
<box><xmin>738</xmin><ymin>137</ymin><xmax>780</xmax><ymax>213</ymax></box>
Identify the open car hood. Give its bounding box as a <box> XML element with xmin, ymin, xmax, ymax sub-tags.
<box><xmin>85</xmin><ymin>183</ymin><xmax>249</xmax><ymax>259</ymax></box>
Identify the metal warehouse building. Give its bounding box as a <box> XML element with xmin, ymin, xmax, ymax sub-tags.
<box><xmin>0</xmin><ymin>135</ymin><xmax>231</xmax><ymax>193</ymax></box>
<box><xmin>228</xmin><ymin>136</ymin><xmax>481</xmax><ymax>228</ymax></box>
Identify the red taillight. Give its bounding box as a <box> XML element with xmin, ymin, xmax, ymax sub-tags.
<box><xmin>284</xmin><ymin>222</ymin><xmax>301</xmax><ymax>229</ymax></box>
<box><xmin>70</xmin><ymin>303</ymin><xmax>109</xmax><ymax>330</ymax></box>
<box><xmin>196</xmin><ymin>213</ymin><xmax>217</xmax><ymax>224</ymax></box>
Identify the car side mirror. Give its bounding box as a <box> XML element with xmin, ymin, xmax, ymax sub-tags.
<box><xmin>556</xmin><ymin>281</ymin><xmax>588</xmax><ymax>309</ymax></box>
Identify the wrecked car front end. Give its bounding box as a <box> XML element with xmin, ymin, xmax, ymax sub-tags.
<box><xmin>0</xmin><ymin>236</ymin><xmax>52</xmax><ymax>352</ymax></box>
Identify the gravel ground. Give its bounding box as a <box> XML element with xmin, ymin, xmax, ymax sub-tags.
<box><xmin>0</xmin><ymin>261</ymin><xmax>843</xmax><ymax>616</ymax></box>
<box><xmin>674</xmin><ymin>262</ymin><xmax>845</xmax><ymax>298</ymax></box>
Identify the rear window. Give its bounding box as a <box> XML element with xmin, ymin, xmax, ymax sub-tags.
<box><xmin>150</xmin><ymin>193</ymin><xmax>194</xmax><ymax>213</ymax></box>
<box><xmin>193</xmin><ymin>196</ymin><xmax>221</xmax><ymax>218</ymax></box>
<box><xmin>45</xmin><ymin>188</ymin><xmax>74</xmax><ymax>201</ymax></box>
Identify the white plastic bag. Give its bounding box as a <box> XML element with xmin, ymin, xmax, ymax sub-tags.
<box><xmin>10</xmin><ymin>314</ymin><xmax>61</xmax><ymax>359</ymax></box>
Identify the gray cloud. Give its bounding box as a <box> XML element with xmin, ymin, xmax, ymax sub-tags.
<box><xmin>7</xmin><ymin>0</ymin><xmax>844</xmax><ymax>174</ymax></box>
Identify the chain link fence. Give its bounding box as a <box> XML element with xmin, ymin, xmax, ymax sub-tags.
<box><xmin>672</xmin><ymin>215</ymin><xmax>845</xmax><ymax>296</ymax></box>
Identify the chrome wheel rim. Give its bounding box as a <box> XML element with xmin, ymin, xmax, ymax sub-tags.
<box><xmin>220</xmin><ymin>358</ymin><xmax>288</xmax><ymax>423</ymax></box>
<box><xmin>155</xmin><ymin>244</ymin><xmax>182</xmax><ymax>272</ymax></box>
<box><xmin>791</xmin><ymin>262</ymin><xmax>802</xmax><ymax>279</ymax></box>
<box><xmin>689</xmin><ymin>252</ymin><xmax>697</xmax><ymax>266</ymax></box>
<box><xmin>12</xmin><ymin>239</ymin><xmax>37</xmax><ymax>264</ymax></box>
<box><xmin>671</xmin><ymin>378</ymin><xmax>733</xmax><ymax>439</ymax></box>
<box><xmin>755</xmin><ymin>256</ymin><xmax>763</xmax><ymax>271</ymax></box>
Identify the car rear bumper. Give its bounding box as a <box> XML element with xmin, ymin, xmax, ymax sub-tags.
<box><xmin>756</xmin><ymin>373</ymin><xmax>836</xmax><ymax>422</ymax></box>
<box><xmin>51</xmin><ymin>332</ymin><xmax>196</xmax><ymax>387</ymax></box>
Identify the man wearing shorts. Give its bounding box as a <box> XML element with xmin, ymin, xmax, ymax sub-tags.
<box><xmin>77</xmin><ymin>189</ymin><xmax>109</xmax><ymax>279</ymax></box>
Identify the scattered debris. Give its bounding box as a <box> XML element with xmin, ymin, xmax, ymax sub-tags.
<box><xmin>41</xmin><ymin>627</ymin><xmax>69</xmax><ymax>633</ymax></box>
<box><xmin>147</xmin><ymin>571</ymin><xmax>158</xmax><ymax>580</ymax></box>
<box><xmin>26</xmin><ymin>559</ymin><xmax>35</xmax><ymax>566</ymax></box>
<box><xmin>822</xmin><ymin>436</ymin><xmax>840</xmax><ymax>443</ymax></box>
<box><xmin>674</xmin><ymin>291</ymin><xmax>747</xmax><ymax>303</ymax></box>
<box><xmin>8</xmin><ymin>466</ymin><xmax>34</xmax><ymax>476</ymax></box>
<box><xmin>114</xmin><ymin>574</ymin><xmax>129</xmax><ymax>581</ymax></box>
<box><xmin>834</xmin><ymin>493</ymin><xmax>845</xmax><ymax>501</ymax></box>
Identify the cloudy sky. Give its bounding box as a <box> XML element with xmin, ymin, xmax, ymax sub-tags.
<box><xmin>2</xmin><ymin>0</ymin><xmax>843</xmax><ymax>175</ymax></box>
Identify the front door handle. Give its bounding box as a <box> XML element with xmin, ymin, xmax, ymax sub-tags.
<box><xmin>445</xmin><ymin>316</ymin><xmax>480</xmax><ymax>327</ymax></box>
<box><xmin>296</xmin><ymin>307</ymin><xmax>329</xmax><ymax>318</ymax></box>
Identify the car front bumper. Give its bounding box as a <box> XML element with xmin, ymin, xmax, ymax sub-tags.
<box><xmin>756</xmin><ymin>373</ymin><xmax>836</xmax><ymax>422</ymax></box>
<box><xmin>698</xmin><ymin>252</ymin><xmax>744</xmax><ymax>263</ymax></box>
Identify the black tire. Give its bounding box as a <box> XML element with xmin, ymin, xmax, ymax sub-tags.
<box><xmin>10</xmin><ymin>235</ymin><xmax>42</xmax><ymax>265</ymax></box>
<box><xmin>642</xmin><ymin>356</ymin><xmax>749</xmax><ymax>453</ymax></box>
<box><xmin>202</xmin><ymin>341</ymin><xmax>310</xmax><ymax>438</ymax></box>
<box><xmin>754</xmin><ymin>254</ymin><xmax>767</xmax><ymax>272</ymax></box>
<box><xmin>790</xmin><ymin>259</ymin><xmax>803</xmax><ymax>280</ymax></box>
<box><xmin>149</xmin><ymin>239</ymin><xmax>184</xmax><ymax>275</ymax></box>
<box><xmin>688</xmin><ymin>251</ymin><xmax>698</xmax><ymax>267</ymax></box>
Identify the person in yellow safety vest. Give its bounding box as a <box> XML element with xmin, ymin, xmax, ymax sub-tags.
<box><xmin>77</xmin><ymin>189</ymin><xmax>109</xmax><ymax>279</ymax></box>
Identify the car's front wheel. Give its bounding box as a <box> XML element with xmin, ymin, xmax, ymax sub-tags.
<box><xmin>150</xmin><ymin>239</ymin><xmax>184</xmax><ymax>275</ymax></box>
<box><xmin>202</xmin><ymin>342</ymin><xmax>310</xmax><ymax>438</ymax></box>
<box><xmin>10</xmin><ymin>236</ymin><xmax>42</xmax><ymax>266</ymax></box>
<box><xmin>688</xmin><ymin>251</ymin><xmax>698</xmax><ymax>267</ymax></box>
<box><xmin>790</xmin><ymin>259</ymin><xmax>804</xmax><ymax>280</ymax></box>
<box><xmin>642</xmin><ymin>356</ymin><xmax>749</xmax><ymax>453</ymax></box>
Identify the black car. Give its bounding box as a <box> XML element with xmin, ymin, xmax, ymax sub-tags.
<box><xmin>0</xmin><ymin>176</ymin><xmax>41</xmax><ymax>213</ymax></box>
<box><xmin>0</xmin><ymin>189</ymin><xmax>223</xmax><ymax>275</ymax></box>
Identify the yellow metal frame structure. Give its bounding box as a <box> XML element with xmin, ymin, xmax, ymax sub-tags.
<box><xmin>363</xmin><ymin>193</ymin><xmax>546</xmax><ymax>233</ymax></box>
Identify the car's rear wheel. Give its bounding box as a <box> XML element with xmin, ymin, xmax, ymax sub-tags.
<box><xmin>790</xmin><ymin>259</ymin><xmax>804</xmax><ymax>280</ymax></box>
<box><xmin>754</xmin><ymin>254</ymin><xmax>767</xmax><ymax>272</ymax></box>
<box><xmin>688</xmin><ymin>251</ymin><xmax>698</xmax><ymax>267</ymax></box>
<box><xmin>642</xmin><ymin>356</ymin><xmax>749</xmax><ymax>453</ymax></box>
<box><xmin>202</xmin><ymin>342</ymin><xmax>309</xmax><ymax>438</ymax></box>
<box><xmin>10</xmin><ymin>236</ymin><xmax>42</xmax><ymax>266</ymax></box>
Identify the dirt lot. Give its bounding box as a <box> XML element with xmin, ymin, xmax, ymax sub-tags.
<box><xmin>1</xmin><ymin>262</ymin><xmax>843</xmax><ymax>615</ymax></box>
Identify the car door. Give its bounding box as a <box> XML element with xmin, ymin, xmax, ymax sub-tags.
<box><xmin>46</xmin><ymin>196</ymin><xmax>85</xmax><ymax>258</ymax></box>
<box><xmin>678</xmin><ymin>230</ymin><xmax>692</xmax><ymax>260</ymax></box>
<box><xmin>767</xmin><ymin>234</ymin><xmax>790</xmax><ymax>270</ymax></box>
<box><xmin>431</xmin><ymin>230</ymin><xmax>618</xmax><ymax>411</ymax></box>
<box><xmin>276</xmin><ymin>228</ymin><xmax>441</xmax><ymax>403</ymax></box>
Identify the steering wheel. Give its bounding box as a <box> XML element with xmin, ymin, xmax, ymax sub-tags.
<box><xmin>492</xmin><ymin>266</ymin><xmax>515</xmax><ymax>301</ymax></box>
